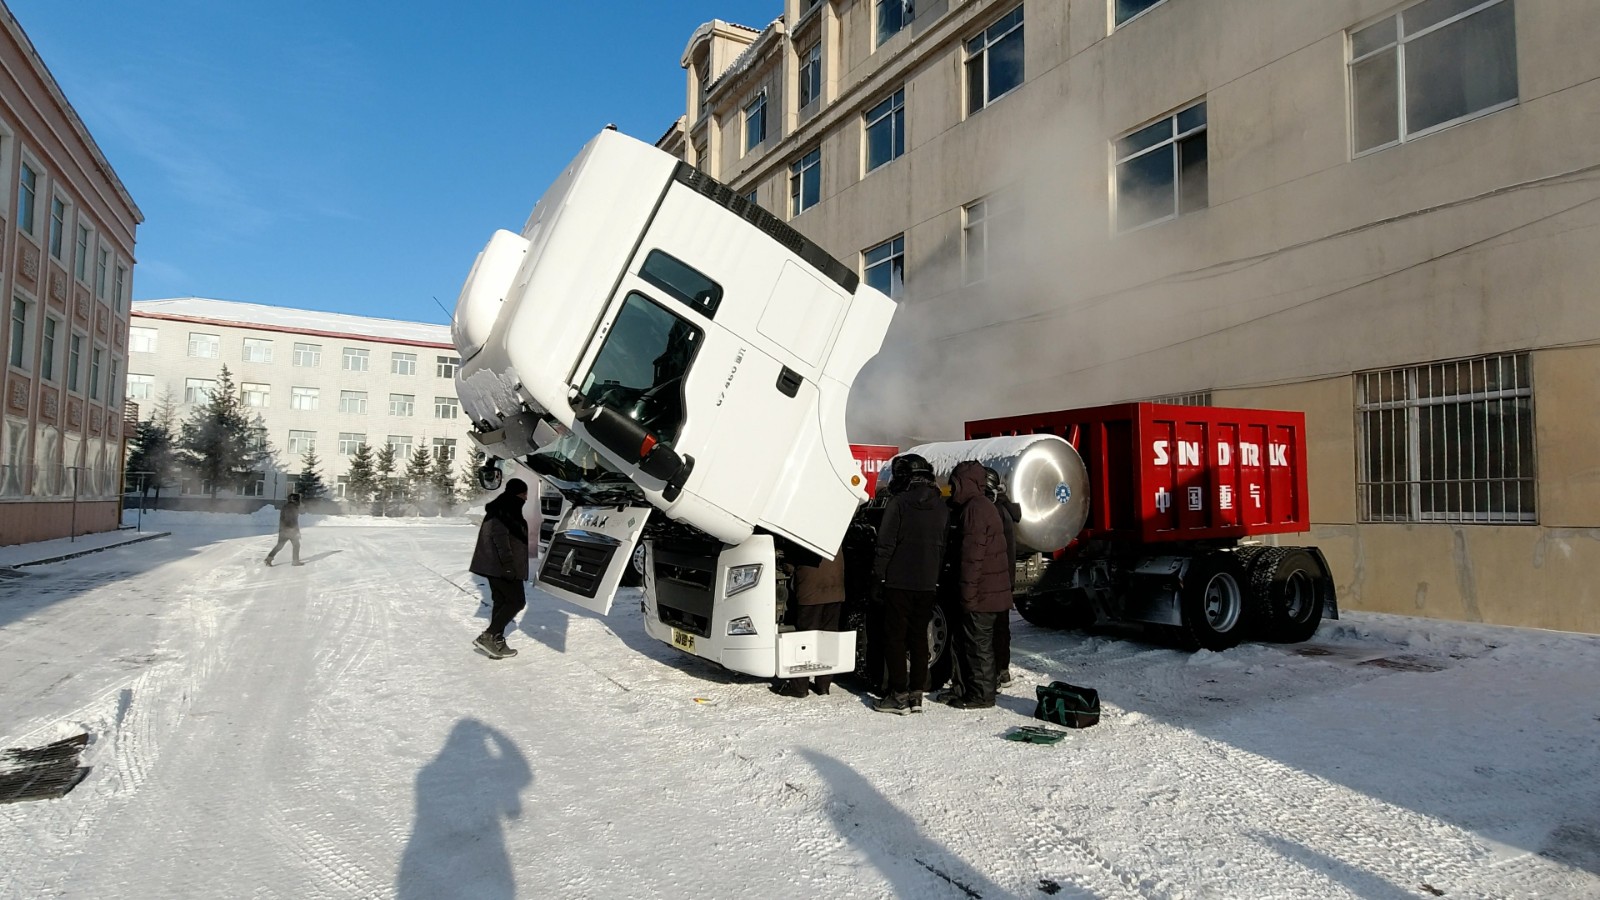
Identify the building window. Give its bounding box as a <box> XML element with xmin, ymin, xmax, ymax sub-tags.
<box><xmin>1114</xmin><ymin>0</ymin><xmax>1169</xmax><ymax>27</ymax></box>
<box><xmin>391</xmin><ymin>351</ymin><xmax>417</xmax><ymax>375</ymax></box>
<box><xmin>129</xmin><ymin>326</ymin><xmax>157</xmax><ymax>353</ymax></box>
<box><xmin>339</xmin><ymin>432</ymin><xmax>366</xmax><ymax>455</ymax></box>
<box><xmin>387</xmin><ymin>435</ymin><xmax>413</xmax><ymax>457</ymax></box>
<box><xmin>127</xmin><ymin>372</ymin><xmax>154</xmax><ymax>400</ymax></box>
<box><xmin>293</xmin><ymin>342</ymin><xmax>322</xmax><ymax>367</ymax></box>
<box><xmin>288</xmin><ymin>430</ymin><xmax>316</xmax><ymax>456</ymax></box>
<box><xmin>962</xmin><ymin>194</ymin><xmax>1019</xmax><ymax>284</ymax></box>
<box><xmin>390</xmin><ymin>393</ymin><xmax>415</xmax><ymax>416</ymax></box>
<box><xmin>789</xmin><ymin>147</ymin><xmax>822</xmax><ymax>216</ymax></box>
<box><xmin>185</xmin><ymin>378</ymin><xmax>216</xmax><ymax>405</ymax></box>
<box><xmin>1349</xmin><ymin>0</ymin><xmax>1518</xmax><ymax>155</ymax></box>
<box><xmin>744</xmin><ymin>190</ymin><xmax>759</xmax><ymax>208</ymax></box>
<box><xmin>242</xmin><ymin>337</ymin><xmax>274</xmax><ymax>363</ymax></box>
<box><xmin>744</xmin><ymin>92</ymin><xmax>768</xmax><ymax>154</ymax></box>
<box><xmin>1358</xmin><ymin>353</ymin><xmax>1534</xmax><ymax>524</ymax></box>
<box><xmin>1115</xmin><ymin>101</ymin><xmax>1208</xmax><ymax>232</ymax></box>
<box><xmin>435</xmin><ymin>397</ymin><xmax>460</xmax><ymax>419</ymax></box>
<box><xmin>1147</xmin><ymin>390</ymin><xmax>1213</xmax><ymax>407</ymax></box>
<box><xmin>436</xmin><ymin>356</ymin><xmax>460</xmax><ymax>378</ymax></box>
<box><xmin>241</xmin><ymin>382</ymin><xmax>270</xmax><ymax>408</ymax></box>
<box><xmin>864</xmin><ymin>89</ymin><xmax>907</xmax><ymax>173</ymax></box>
<box><xmin>74</xmin><ymin>225</ymin><xmax>90</xmax><ymax>281</ymax></box>
<box><xmin>291</xmin><ymin>386</ymin><xmax>320</xmax><ymax>410</ymax></box>
<box><xmin>432</xmin><ymin>437</ymin><xmax>457</xmax><ymax>462</ymax></box>
<box><xmin>18</xmin><ymin>163</ymin><xmax>36</xmax><ymax>235</ymax></box>
<box><xmin>95</xmin><ymin>248</ymin><xmax>109</xmax><ymax>301</ymax></box>
<box><xmin>339</xmin><ymin>390</ymin><xmax>367</xmax><ymax>414</ymax></box>
<box><xmin>41</xmin><ymin>317</ymin><xmax>58</xmax><ymax>381</ymax></box>
<box><xmin>342</xmin><ymin>347</ymin><xmax>370</xmax><ymax>371</ymax></box>
<box><xmin>241</xmin><ymin>474</ymin><xmax>266</xmax><ymax>498</ymax></box>
<box><xmin>68</xmin><ymin>334</ymin><xmax>82</xmax><ymax>392</ymax></box>
<box><xmin>89</xmin><ymin>349</ymin><xmax>102</xmax><ymax>400</ymax></box>
<box><xmin>863</xmin><ymin>235</ymin><xmax>906</xmax><ymax>299</ymax></box>
<box><xmin>966</xmin><ymin>5</ymin><xmax>1025</xmax><ymax>114</ymax></box>
<box><xmin>114</xmin><ymin>264</ymin><xmax>127</xmax><ymax>314</ymax></box>
<box><xmin>800</xmin><ymin>42</ymin><xmax>822</xmax><ymax>108</ymax></box>
<box><xmin>188</xmin><ymin>332</ymin><xmax>220</xmax><ymax>358</ymax></box>
<box><xmin>876</xmin><ymin>0</ymin><xmax>913</xmax><ymax>47</ymax></box>
<box><xmin>8</xmin><ymin>297</ymin><xmax>27</xmax><ymax>369</ymax></box>
<box><xmin>108</xmin><ymin>359</ymin><xmax>120</xmax><ymax>407</ymax></box>
<box><xmin>49</xmin><ymin>197</ymin><xmax>65</xmax><ymax>259</ymax></box>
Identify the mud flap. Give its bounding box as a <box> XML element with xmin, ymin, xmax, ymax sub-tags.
<box><xmin>777</xmin><ymin>629</ymin><xmax>857</xmax><ymax>678</ymax></box>
<box><xmin>536</xmin><ymin>505</ymin><xmax>650</xmax><ymax>616</ymax></box>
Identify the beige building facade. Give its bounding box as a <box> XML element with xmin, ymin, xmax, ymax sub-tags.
<box><xmin>0</xmin><ymin>2</ymin><xmax>142</xmax><ymax>546</ymax></box>
<box><xmin>129</xmin><ymin>298</ymin><xmax>470</xmax><ymax>503</ymax></box>
<box><xmin>667</xmin><ymin>0</ymin><xmax>1600</xmax><ymax>634</ymax></box>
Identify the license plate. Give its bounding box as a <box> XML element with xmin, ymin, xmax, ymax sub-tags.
<box><xmin>671</xmin><ymin>629</ymin><xmax>696</xmax><ymax>653</ymax></box>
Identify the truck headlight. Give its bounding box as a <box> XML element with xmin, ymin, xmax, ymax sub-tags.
<box><xmin>726</xmin><ymin>563</ymin><xmax>762</xmax><ymax>597</ymax></box>
<box><xmin>727</xmin><ymin>616</ymin><xmax>758</xmax><ymax>636</ymax></box>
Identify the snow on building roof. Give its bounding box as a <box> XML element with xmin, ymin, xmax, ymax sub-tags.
<box><xmin>132</xmin><ymin>297</ymin><xmax>453</xmax><ymax>350</ymax></box>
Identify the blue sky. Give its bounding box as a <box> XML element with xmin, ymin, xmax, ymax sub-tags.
<box><xmin>11</xmin><ymin>1</ymin><xmax>779</xmax><ymax>327</ymax></box>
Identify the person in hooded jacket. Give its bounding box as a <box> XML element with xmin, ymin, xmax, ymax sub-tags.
<box><xmin>871</xmin><ymin>454</ymin><xmax>949</xmax><ymax>715</ymax></box>
<box><xmin>946</xmin><ymin>460</ymin><xmax>1012</xmax><ymax>709</ymax></box>
<box><xmin>772</xmin><ymin>548</ymin><xmax>848</xmax><ymax>698</ymax></box>
<box><xmin>984</xmin><ymin>466</ymin><xmax>1022</xmax><ymax>686</ymax></box>
<box><xmin>470</xmin><ymin>478</ymin><xmax>531</xmax><ymax>659</ymax></box>
<box><xmin>265</xmin><ymin>493</ymin><xmax>304</xmax><ymax>566</ymax></box>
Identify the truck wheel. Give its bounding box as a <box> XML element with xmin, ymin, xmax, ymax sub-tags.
<box><xmin>620</xmin><ymin>543</ymin><xmax>645</xmax><ymax>588</ymax></box>
<box><xmin>1179</xmin><ymin>553</ymin><xmax>1249</xmax><ymax>651</ymax></box>
<box><xmin>1015</xmin><ymin>592</ymin><xmax>1095</xmax><ymax>630</ymax></box>
<box><xmin>926</xmin><ymin>602</ymin><xmax>953</xmax><ymax>691</ymax></box>
<box><xmin>1250</xmin><ymin>547</ymin><xmax>1330</xmax><ymax>643</ymax></box>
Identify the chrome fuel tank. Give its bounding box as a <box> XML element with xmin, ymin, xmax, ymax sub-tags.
<box><xmin>896</xmin><ymin>434</ymin><xmax>1090</xmax><ymax>553</ymax></box>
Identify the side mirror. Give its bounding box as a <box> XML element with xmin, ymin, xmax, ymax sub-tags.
<box><xmin>576</xmin><ymin>405</ymin><xmax>686</xmax><ymax>483</ymax></box>
<box><xmin>478</xmin><ymin>462</ymin><xmax>504</xmax><ymax>491</ymax></box>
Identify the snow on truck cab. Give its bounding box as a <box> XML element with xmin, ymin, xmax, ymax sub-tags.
<box><xmin>451</xmin><ymin>129</ymin><xmax>896</xmax><ymax>643</ymax></box>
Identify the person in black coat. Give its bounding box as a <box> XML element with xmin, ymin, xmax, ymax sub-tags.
<box><xmin>265</xmin><ymin>493</ymin><xmax>303</xmax><ymax>566</ymax></box>
<box><xmin>470</xmin><ymin>478</ymin><xmax>530</xmax><ymax>659</ymax></box>
<box><xmin>871</xmin><ymin>454</ymin><xmax>949</xmax><ymax>715</ymax></box>
<box><xmin>985</xmin><ymin>466</ymin><xmax>1022</xmax><ymax>687</ymax></box>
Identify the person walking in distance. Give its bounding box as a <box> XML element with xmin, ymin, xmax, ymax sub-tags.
<box><xmin>984</xmin><ymin>466</ymin><xmax>1022</xmax><ymax>687</ymax></box>
<box><xmin>946</xmin><ymin>460</ymin><xmax>1012</xmax><ymax>710</ymax></box>
<box><xmin>871</xmin><ymin>454</ymin><xmax>949</xmax><ymax>716</ymax></box>
<box><xmin>265</xmin><ymin>493</ymin><xmax>304</xmax><ymax>566</ymax></box>
<box><xmin>772</xmin><ymin>549</ymin><xmax>848</xmax><ymax>698</ymax></box>
<box><xmin>470</xmin><ymin>478</ymin><xmax>531</xmax><ymax>660</ymax></box>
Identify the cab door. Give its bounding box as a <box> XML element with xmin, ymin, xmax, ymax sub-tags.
<box><xmin>536</xmin><ymin>504</ymin><xmax>651</xmax><ymax>616</ymax></box>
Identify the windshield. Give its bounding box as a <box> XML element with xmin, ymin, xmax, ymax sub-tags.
<box><xmin>524</xmin><ymin>421</ymin><xmax>645</xmax><ymax>507</ymax></box>
<box><xmin>578</xmin><ymin>291</ymin><xmax>701</xmax><ymax>446</ymax></box>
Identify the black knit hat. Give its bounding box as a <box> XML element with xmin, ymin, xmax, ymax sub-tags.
<box><xmin>505</xmin><ymin>478</ymin><xmax>529</xmax><ymax>497</ymax></box>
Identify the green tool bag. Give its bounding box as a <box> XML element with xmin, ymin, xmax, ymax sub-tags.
<box><xmin>1034</xmin><ymin>681</ymin><xmax>1101</xmax><ymax>729</ymax></box>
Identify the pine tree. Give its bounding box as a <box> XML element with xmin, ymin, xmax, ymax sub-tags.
<box><xmin>295</xmin><ymin>447</ymin><xmax>328</xmax><ymax>500</ymax></box>
<box><xmin>125</xmin><ymin>392</ymin><xmax>179</xmax><ymax>500</ymax></box>
<box><xmin>458</xmin><ymin>446</ymin><xmax>488</xmax><ymax>502</ymax></box>
<box><xmin>430</xmin><ymin>448</ymin><xmax>457</xmax><ymax>514</ymax></box>
<box><xmin>405</xmin><ymin>446</ymin><xmax>434</xmax><ymax>512</ymax></box>
<box><xmin>374</xmin><ymin>443</ymin><xmax>398</xmax><ymax>515</ymax></box>
<box><xmin>345</xmin><ymin>443</ymin><xmax>378</xmax><ymax>506</ymax></box>
<box><xmin>176</xmin><ymin>365</ymin><xmax>276</xmax><ymax>497</ymax></box>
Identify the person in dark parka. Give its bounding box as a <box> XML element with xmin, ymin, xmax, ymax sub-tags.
<box><xmin>470</xmin><ymin>478</ymin><xmax>531</xmax><ymax>659</ymax></box>
<box><xmin>772</xmin><ymin>549</ymin><xmax>848</xmax><ymax>698</ymax></box>
<box><xmin>871</xmin><ymin>454</ymin><xmax>949</xmax><ymax>715</ymax></box>
<box><xmin>265</xmin><ymin>493</ymin><xmax>303</xmax><ymax>566</ymax></box>
<box><xmin>984</xmin><ymin>466</ymin><xmax>1022</xmax><ymax>686</ymax></box>
<box><xmin>946</xmin><ymin>460</ymin><xmax>1012</xmax><ymax>709</ymax></box>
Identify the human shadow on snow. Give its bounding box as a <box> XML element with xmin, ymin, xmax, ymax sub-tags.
<box><xmin>396</xmin><ymin>718</ymin><xmax>532</xmax><ymax>900</ymax></box>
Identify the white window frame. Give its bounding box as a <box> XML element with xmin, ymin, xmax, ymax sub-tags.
<box><xmin>185</xmin><ymin>377</ymin><xmax>216</xmax><ymax>405</ymax></box>
<box><xmin>1112</xmin><ymin>0</ymin><xmax>1170</xmax><ymax>29</ymax></box>
<box><xmin>293</xmin><ymin>342</ymin><xmax>322</xmax><ymax>367</ymax></box>
<box><xmin>1347</xmin><ymin>0</ymin><xmax>1519</xmax><ymax>157</ymax></box>
<box><xmin>242</xmin><ymin>337</ymin><xmax>274</xmax><ymax>363</ymax></box>
<box><xmin>8</xmin><ymin>295</ymin><xmax>32</xmax><ymax>371</ymax></box>
<box><xmin>390</xmin><ymin>393</ymin><xmax>415</xmax><ymax>417</ymax></box>
<box><xmin>88</xmin><ymin>347</ymin><xmax>102</xmax><ymax>400</ymax></box>
<box><xmin>744</xmin><ymin>92</ymin><xmax>768</xmax><ymax>154</ymax></box>
<box><xmin>241</xmin><ymin>382</ymin><xmax>270</xmax><ymax>408</ymax></box>
<box><xmin>863</xmin><ymin>88</ymin><xmax>907</xmax><ymax>175</ymax></box>
<box><xmin>965</xmin><ymin>5</ymin><xmax>1025</xmax><ymax>115</ymax></box>
<box><xmin>48</xmin><ymin>194</ymin><xmax>66</xmax><ymax>260</ymax></box>
<box><xmin>863</xmin><ymin>235</ymin><xmax>906</xmax><ymax>299</ymax></box>
<box><xmin>74</xmin><ymin>222</ymin><xmax>90</xmax><ymax>282</ymax></box>
<box><xmin>432</xmin><ymin>437</ymin><xmax>457</xmax><ymax>463</ymax></box>
<box><xmin>287</xmin><ymin>430</ymin><xmax>317</xmax><ymax>457</ymax></box>
<box><xmin>114</xmin><ymin>263</ymin><xmax>128</xmax><ymax>314</ymax></box>
<box><xmin>94</xmin><ymin>245</ymin><xmax>109</xmax><ymax>302</ymax></box>
<box><xmin>789</xmin><ymin>146</ymin><xmax>822</xmax><ymax>217</ymax></box>
<box><xmin>129</xmin><ymin>326</ymin><xmax>158</xmax><ymax>353</ymax></box>
<box><xmin>41</xmin><ymin>315</ymin><xmax>59</xmax><ymax>382</ymax></box>
<box><xmin>875</xmin><ymin>0</ymin><xmax>913</xmax><ymax>48</ymax></box>
<box><xmin>290</xmin><ymin>386</ymin><xmax>320</xmax><ymax>411</ymax></box>
<box><xmin>962</xmin><ymin>194</ymin><xmax>1018</xmax><ymax>285</ymax></box>
<box><xmin>434</xmin><ymin>396</ymin><xmax>461</xmax><ymax>420</ymax></box>
<box><xmin>391</xmin><ymin>351</ymin><xmax>417</xmax><ymax>375</ymax></box>
<box><xmin>387</xmin><ymin>435</ymin><xmax>413</xmax><ymax>457</ymax></box>
<box><xmin>16</xmin><ymin>155</ymin><xmax>40</xmax><ymax>241</ymax></box>
<box><xmin>187</xmin><ymin>332</ymin><xmax>220</xmax><ymax>359</ymax></box>
<box><xmin>1113</xmin><ymin>100</ymin><xmax>1208</xmax><ymax>234</ymax></box>
<box><xmin>126</xmin><ymin>372</ymin><xmax>155</xmax><ymax>401</ymax></box>
<box><xmin>67</xmin><ymin>332</ymin><xmax>83</xmax><ymax>393</ymax></box>
<box><xmin>339</xmin><ymin>433</ymin><xmax>366</xmax><ymax>456</ymax></box>
<box><xmin>342</xmin><ymin>347</ymin><xmax>370</xmax><ymax>372</ymax></box>
<box><xmin>799</xmin><ymin>42</ymin><xmax>823</xmax><ymax>108</ymax></box>
<box><xmin>339</xmin><ymin>390</ymin><xmax>368</xmax><ymax>414</ymax></box>
<box><xmin>435</xmin><ymin>356</ymin><xmax>460</xmax><ymax>379</ymax></box>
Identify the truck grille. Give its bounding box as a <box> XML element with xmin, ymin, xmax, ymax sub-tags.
<box><xmin>651</xmin><ymin>543</ymin><xmax>717</xmax><ymax>638</ymax></box>
<box><xmin>538</xmin><ymin>532</ymin><xmax>618</xmax><ymax>599</ymax></box>
<box><xmin>540</xmin><ymin>496</ymin><xmax>562</xmax><ymax>517</ymax></box>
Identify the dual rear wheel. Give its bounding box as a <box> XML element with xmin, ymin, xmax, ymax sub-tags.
<box><xmin>1179</xmin><ymin>547</ymin><xmax>1332</xmax><ymax>650</ymax></box>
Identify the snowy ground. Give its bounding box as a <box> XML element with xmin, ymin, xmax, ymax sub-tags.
<box><xmin>1</xmin><ymin>516</ymin><xmax>1598</xmax><ymax>899</ymax></box>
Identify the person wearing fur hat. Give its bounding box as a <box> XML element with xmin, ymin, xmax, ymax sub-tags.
<box><xmin>470</xmin><ymin>478</ymin><xmax>530</xmax><ymax>659</ymax></box>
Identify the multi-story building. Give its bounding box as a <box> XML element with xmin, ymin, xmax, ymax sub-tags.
<box><xmin>0</xmin><ymin>2</ymin><xmax>141</xmax><ymax>546</ymax></box>
<box><xmin>666</xmin><ymin>0</ymin><xmax>1600</xmax><ymax>634</ymax></box>
<box><xmin>129</xmin><ymin>298</ymin><xmax>469</xmax><ymax>502</ymax></box>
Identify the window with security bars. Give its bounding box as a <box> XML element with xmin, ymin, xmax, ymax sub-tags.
<box><xmin>1357</xmin><ymin>353</ymin><xmax>1535</xmax><ymax>524</ymax></box>
<box><xmin>1147</xmin><ymin>390</ymin><xmax>1212</xmax><ymax>407</ymax></box>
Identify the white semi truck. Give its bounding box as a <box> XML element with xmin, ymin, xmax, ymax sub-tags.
<box><xmin>452</xmin><ymin>128</ymin><xmax>895</xmax><ymax>678</ymax></box>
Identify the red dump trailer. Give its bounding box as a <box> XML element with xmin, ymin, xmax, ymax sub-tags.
<box><xmin>967</xmin><ymin>403</ymin><xmax>1336</xmax><ymax>649</ymax></box>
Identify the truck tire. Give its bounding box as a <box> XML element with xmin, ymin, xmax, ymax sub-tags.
<box><xmin>620</xmin><ymin>543</ymin><xmax>645</xmax><ymax>588</ymax></box>
<box><xmin>1249</xmin><ymin>547</ymin><xmax>1330</xmax><ymax>643</ymax></box>
<box><xmin>926</xmin><ymin>602</ymin><xmax>954</xmax><ymax>691</ymax></box>
<box><xmin>1178</xmin><ymin>552</ymin><xmax>1250</xmax><ymax>651</ymax></box>
<box><xmin>1014</xmin><ymin>591</ymin><xmax>1095</xmax><ymax>630</ymax></box>
<box><xmin>851</xmin><ymin>601</ymin><xmax>954</xmax><ymax>693</ymax></box>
